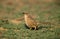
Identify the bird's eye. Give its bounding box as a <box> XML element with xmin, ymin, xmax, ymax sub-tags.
<box><xmin>22</xmin><ymin>12</ymin><xmax>25</xmax><ymax>14</ymax></box>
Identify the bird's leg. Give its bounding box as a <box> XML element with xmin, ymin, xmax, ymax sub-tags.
<box><xmin>35</xmin><ymin>26</ymin><xmax>36</xmax><ymax>30</ymax></box>
<box><xmin>30</xmin><ymin>27</ymin><xmax>32</xmax><ymax>30</ymax></box>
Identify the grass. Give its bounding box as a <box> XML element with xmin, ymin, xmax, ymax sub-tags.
<box><xmin>0</xmin><ymin>0</ymin><xmax>60</xmax><ymax>39</ymax></box>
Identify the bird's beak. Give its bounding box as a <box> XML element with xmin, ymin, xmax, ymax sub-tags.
<box><xmin>22</xmin><ymin>12</ymin><xmax>25</xmax><ymax>14</ymax></box>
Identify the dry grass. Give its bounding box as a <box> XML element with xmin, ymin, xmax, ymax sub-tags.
<box><xmin>8</xmin><ymin>18</ymin><xmax>23</xmax><ymax>25</ymax></box>
<box><xmin>0</xmin><ymin>27</ymin><xmax>8</xmax><ymax>31</ymax></box>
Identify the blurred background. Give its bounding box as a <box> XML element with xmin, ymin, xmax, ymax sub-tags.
<box><xmin>0</xmin><ymin>0</ymin><xmax>60</xmax><ymax>39</ymax></box>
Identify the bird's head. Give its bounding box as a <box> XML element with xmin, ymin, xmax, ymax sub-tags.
<box><xmin>22</xmin><ymin>12</ymin><xmax>29</xmax><ymax>15</ymax></box>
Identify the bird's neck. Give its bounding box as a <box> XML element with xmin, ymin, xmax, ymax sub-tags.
<box><xmin>24</xmin><ymin>14</ymin><xmax>28</xmax><ymax>18</ymax></box>
<box><xmin>24</xmin><ymin>14</ymin><xmax>28</xmax><ymax>21</ymax></box>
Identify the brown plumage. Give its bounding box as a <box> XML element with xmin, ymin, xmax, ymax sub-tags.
<box><xmin>23</xmin><ymin>12</ymin><xmax>38</xmax><ymax>30</ymax></box>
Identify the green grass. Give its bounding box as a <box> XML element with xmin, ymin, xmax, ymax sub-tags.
<box><xmin>0</xmin><ymin>0</ymin><xmax>60</xmax><ymax>39</ymax></box>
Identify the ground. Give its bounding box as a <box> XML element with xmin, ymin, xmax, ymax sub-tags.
<box><xmin>0</xmin><ymin>0</ymin><xmax>60</xmax><ymax>39</ymax></box>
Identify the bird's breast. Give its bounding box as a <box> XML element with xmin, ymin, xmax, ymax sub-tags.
<box><xmin>24</xmin><ymin>15</ymin><xmax>29</xmax><ymax>26</ymax></box>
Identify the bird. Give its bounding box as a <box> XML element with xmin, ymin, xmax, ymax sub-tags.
<box><xmin>23</xmin><ymin>12</ymin><xmax>39</xmax><ymax>30</ymax></box>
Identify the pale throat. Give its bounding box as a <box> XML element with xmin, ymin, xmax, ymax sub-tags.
<box><xmin>24</xmin><ymin>14</ymin><xmax>28</xmax><ymax>21</ymax></box>
<box><xmin>24</xmin><ymin>14</ymin><xmax>29</xmax><ymax>26</ymax></box>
